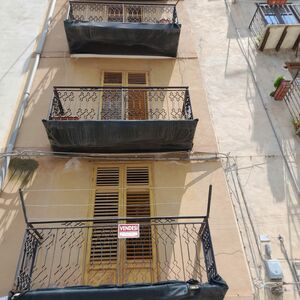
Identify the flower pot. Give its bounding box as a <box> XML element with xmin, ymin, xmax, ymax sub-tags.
<box><xmin>267</xmin><ymin>0</ymin><xmax>287</xmax><ymax>5</ymax></box>
<box><xmin>274</xmin><ymin>80</ymin><xmax>291</xmax><ymax>101</ymax></box>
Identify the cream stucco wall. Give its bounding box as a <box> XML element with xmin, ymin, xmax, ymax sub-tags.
<box><xmin>15</xmin><ymin>58</ymin><xmax>217</xmax><ymax>153</ymax></box>
<box><xmin>0</xmin><ymin>158</ymin><xmax>253</xmax><ymax>298</ymax></box>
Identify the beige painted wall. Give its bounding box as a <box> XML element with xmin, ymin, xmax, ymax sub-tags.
<box><xmin>0</xmin><ymin>158</ymin><xmax>253</xmax><ymax>298</ymax></box>
<box><xmin>15</xmin><ymin>58</ymin><xmax>217</xmax><ymax>153</ymax></box>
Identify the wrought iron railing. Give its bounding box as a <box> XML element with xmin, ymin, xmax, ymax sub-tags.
<box><xmin>284</xmin><ymin>76</ymin><xmax>300</xmax><ymax>129</ymax></box>
<box><xmin>68</xmin><ymin>1</ymin><xmax>178</xmax><ymax>24</ymax></box>
<box><xmin>48</xmin><ymin>87</ymin><xmax>193</xmax><ymax>121</ymax></box>
<box><xmin>13</xmin><ymin>216</ymin><xmax>217</xmax><ymax>292</ymax></box>
<box><xmin>249</xmin><ymin>3</ymin><xmax>300</xmax><ymax>47</ymax></box>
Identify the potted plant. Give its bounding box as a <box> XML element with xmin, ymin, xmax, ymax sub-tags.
<box><xmin>292</xmin><ymin>118</ymin><xmax>300</xmax><ymax>136</ymax></box>
<box><xmin>270</xmin><ymin>76</ymin><xmax>291</xmax><ymax>101</ymax></box>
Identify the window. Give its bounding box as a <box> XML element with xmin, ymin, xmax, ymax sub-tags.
<box><xmin>101</xmin><ymin>72</ymin><xmax>148</xmax><ymax>120</ymax></box>
<box><xmin>260</xmin><ymin>5</ymin><xmax>299</xmax><ymax>25</ymax></box>
<box><xmin>86</xmin><ymin>164</ymin><xmax>155</xmax><ymax>285</ymax></box>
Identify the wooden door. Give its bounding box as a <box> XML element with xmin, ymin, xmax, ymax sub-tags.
<box><xmin>127</xmin><ymin>73</ymin><xmax>148</xmax><ymax>120</ymax></box>
<box><xmin>86</xmin><ymin>164</ymin><xmax>156</xmax><ymax>285</ymax></box>
<box><xmin>101</xmin><ymin>72</ymin><xmax>123</xmax><ymax>120</ymax></box>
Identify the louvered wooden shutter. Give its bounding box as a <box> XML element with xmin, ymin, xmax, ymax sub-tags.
<box><xmin>90</xmin><ymin>167</ymin><xmax>120</xmax><ymax>263</ymax></box>
<box><xmin>128</xmin><ymin>73</ymin><xmax>147</xmax><ymax>85</ymax></box>
<box><xmin>104</xmin><ymin>72</ymin><xmax>122</xmax><ymax>85</ymax></box>
<box><xmin>126</xmin><ymin>167</ymin><xmax>152</xmax><ymax>259</ymax></box>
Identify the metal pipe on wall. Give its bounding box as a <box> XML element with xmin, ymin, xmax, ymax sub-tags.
<box><xmin>0</xmin><ymin>0</ymin><xmax>57</xmax><ymax>191</ymax></box>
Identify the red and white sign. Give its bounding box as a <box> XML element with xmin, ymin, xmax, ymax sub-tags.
<box><xmin>118</xmin><ymin>224</ymin><xmax>140</xmax><ymax>239</ymax></box>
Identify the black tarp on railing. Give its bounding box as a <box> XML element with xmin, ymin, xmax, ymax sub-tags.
<box><xmin>64</xmin><ymin>22</ymin><xmax>181</xmax><ymax>57</ymax></box>
<box><xmin>11</xmin><ymin>279</ymin><xmax>228</xmax><ymax>300</ymax></box>
<box><xmin>64</xmin><ymin>1</ymin><xmax>181</xmax><ymax>57</ymax></box>
<box><xmin>42</xmin><ymin>86</ymin><xmax>198</xmax><ymax>152</ymax></box>
<box><xmin>42</xmin><ymin>120</ymin><xmax>198</xmax><ymax>152</ymax></box>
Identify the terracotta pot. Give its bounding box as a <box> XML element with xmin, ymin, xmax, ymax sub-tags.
<box><xmin>267</xmin><ymin>0</ymin><xmax>287</xmax><ymax>5</ymax></box>
<box><xmin>274</xmin><ymin>80</ymin><xmax>291</xmax><ymax>101</ymax></box>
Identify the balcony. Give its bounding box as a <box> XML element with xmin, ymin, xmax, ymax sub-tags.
<box><xmin>42</xmin><ymin>87</ymin><xmax>198</xmax><ymax>153</ymax></box>
<box><xmin>64</xmin><ymin>1</ymin><xmax>181</xmax><ymax>57</ymax></box>
<box><xmin>12</xmin><ymin>216</ymin><xmax>228</xmax><ymax>300</ymax></box>
<box><xmin>249</xmin><ymin>3</ymin><xmax>300</xmax><ymax>51</ymax></box>
<box><xmin>283</xmin><ymin>75</ymin><xmax>300</xmax><ymax>135</ymax></box>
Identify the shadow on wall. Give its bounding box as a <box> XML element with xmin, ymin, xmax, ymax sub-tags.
<box><xmin>0</xmin><ymin>156</ymin><xmax>92</xmax><ymax>294</ymax></box>
<box><xmin>0</xmin><ymin>157</ymin><xmax>39</xmax><ymax>295</ymax></box>
<box><xmin>43</xmin><ymin>0</ymin><xmax>69</xmax><ymax>53</ymax></box>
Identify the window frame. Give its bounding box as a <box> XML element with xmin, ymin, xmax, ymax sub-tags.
<box><xmin>100</xmin><ymin>71</ymin><xmax>149</xmax><ymax>120</ymax></box>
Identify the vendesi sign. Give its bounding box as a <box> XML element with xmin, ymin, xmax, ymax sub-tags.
<box><xmin>118</xmin><ymin>224</ymin><xmax>140</xmax><ymax>239</ymax></box>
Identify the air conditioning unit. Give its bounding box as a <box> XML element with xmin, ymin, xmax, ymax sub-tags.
<box><xmin>265</xmin><ymin>260</ymin><xmax>283</xmax><ymax>281</ymax></box>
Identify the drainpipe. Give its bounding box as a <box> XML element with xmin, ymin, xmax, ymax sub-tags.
<box><xmin>0</xmin><ymin>0</ymin><xmax>56</xmax><ymax>191</ymax></box>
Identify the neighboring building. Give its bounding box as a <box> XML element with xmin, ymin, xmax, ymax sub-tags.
<box><xmin>0</xmin><ymin>0</ymin><xmax>48</xmax><ymax>151</ymax></box>
<box><xmin>185</xmin><ymin>0</ymin><xmax>300</xmax><ymax>299</ymax></box>
<box><xmin>0</xmin><ymin>1</ymin><xmax>253</xmax><ymax>300</ymax></box>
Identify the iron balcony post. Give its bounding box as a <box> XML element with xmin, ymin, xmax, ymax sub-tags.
<box><xmin>123</xmin><ymin>3</ymin><xmax>125</xmax><ymax>23</ymax></box>
<box><xmin>184</xmin><ymin>88</ymin><xmax>193</xmax><ymax>120</ymax></box>
<box><xmin>15</xmin><ymin>230</ymin><xmax>40</xmax><ymax>292</ymax></box>
<box><xmin>67</xmin><ymin>2</ymin><xmax>72</xmax><ymax>20</ymax></box>
<box><xmin>172</xmin><ymin>6</ymin><xmax>177</xmax><ymax>24</ymax></box>
<box><xmin>206</xmin><ymin>184</ymin><xmax>212</xmax><ymax>219</ymax></box>
<box><xmin>201</xmin><ymin>220</ymin><xmax>218</xmax><ymax>281</ymax></box>
<box><xmin>122</xmin><ymin>87</ymin><xmax>125</xmax><ymax>120</ymax></box>
<box><xmin>19</xmin><ymin>189</ymin><xmax>29</xmax><ymax>226</ymax></box>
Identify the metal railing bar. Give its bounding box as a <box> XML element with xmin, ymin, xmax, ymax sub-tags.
<box><xmin>67</xmin><ymin>1</ymin><xmax>178</xmax><ymax>25</ymax></box>
<box><xmin>28</xmin><ymin>222</ymin><xmax>207</xmax><ymax>231</ymax></box>
<box><xmin>53</xmin><ymin>86</ymin><xmax>189</xmax><ymax>89</ymax></box>
<box><xmin>28</xmin><ymin>215</ymin><xmax>208</xmax><ymax>225</ymax></box>
<box><xmin>257</xmin><ymin>5</ymin><xmax>268</xmax><ymax>26</ymax></box>
<box><xmin>49</xmin><ymin>86</ymin><xmax>193</xmax><ymax>121</ymax></box>
<box><xmin>47</xmin><ymin>118</ymin><xmax>193</xmax><ymax>123</ymax></box>
<box><xmin>284</xmin><ymin>78</ymin><xmax>300</xmax><ymax>120</ymax></box>
<box><xmin>15</xmin><ymin>220</ymin><xmax>218</xmax><ymax>292</ymax></box>
<box><xmin>69</xmin><ymin>1</ymin><xmax>176</xmax><ymax>7</ymax></box>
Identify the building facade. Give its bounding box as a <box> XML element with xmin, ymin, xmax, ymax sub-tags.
<box><xmin>0</xmin><ymin>1</ymin><xmax>253</xmax><ymax>300</ymax></box>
